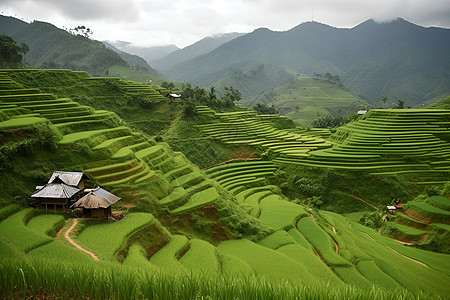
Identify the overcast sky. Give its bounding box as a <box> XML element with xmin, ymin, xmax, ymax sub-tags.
<box><xmin>1</xmin><ymin>0</ymin><xmax>450</xmax><ymax>48</ymax></box>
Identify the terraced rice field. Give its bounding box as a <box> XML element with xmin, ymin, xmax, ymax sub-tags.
<box><xmin>386</xmin><ymin>195</ymin><xmax>450</xmax><ymax>244</ymax></box>
<box><xmin>0</xmin><ymin>72</ymin><xmax>224</xmax><ymax>215</ymax></box>
<box><xmin>204</xmin><ymin>159</ymin><xmax>303</xmax><ymax>228</ymax></box>
<box><xmin>196</xmin><ymin>106</ymin><xmax>332</xmax><ymax>161</ymax></box>
<box><xmin>1</xmin><ymin>203</ymin><xmax>449</xmax><ymax>297</ymax></box>
<box><xmin>283</xmin><ymin>109</ymin><xmax>450</xmax><ymax>183</ymax></box>
<box><xmin>197</xmin><ymin>105</ymin><xmax>450</xmax><ymax>184</ymax></box>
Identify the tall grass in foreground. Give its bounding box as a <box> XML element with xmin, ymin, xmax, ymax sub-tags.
<box><xmin>0</xmin><ymin>257</ymin><xmax>443</xmax><ymax>300</ymax></box>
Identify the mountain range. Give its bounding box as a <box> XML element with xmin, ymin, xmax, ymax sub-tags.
<box><xmin>159</xmin><ymin>18</ymin><xmax>450</xmax><ymax>107</ymax></box>
<box><xmin>1</xmin><ymin>15</ymin><xmax>449</xmax><ymax>108</ymax></box>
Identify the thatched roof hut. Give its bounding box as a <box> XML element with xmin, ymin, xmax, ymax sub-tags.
<box><xmin>71</xmin><ymin>187</ymin><xmax>121</xmax><ymax>218</ymax></box>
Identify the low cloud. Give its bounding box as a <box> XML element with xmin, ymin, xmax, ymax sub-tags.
<box><xmin>1</xmin><ymin>0</ymin><xmax>449</xmax><ymax>48</ymax></box>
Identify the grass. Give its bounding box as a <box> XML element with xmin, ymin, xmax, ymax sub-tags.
<box><xmin>1</xmin><ymin>255</ymin><xmax>444</xmax><ymax>300</ymax></box>
<box><xmin>217</xmin><ymin>238</ymin><xmax>318</xmax><ymax>284</ymax></box>
<box><xmin>0</xmin><ymin>209</ymin><xmax>52</xmax><ymax>253</ymax></box>
<box><xmin>427</xmin><ymin>195</ymin><xmax>450</xmax><ymax>210</ymax></box>
<box><xmin>296</xmin><ymin>217</ymin><xmax>350</xmax><ymax>266</ymax></box>
<box><xmin>179</xmin><ymin>238</ymin><xmax>220</xmax><ymax>274</ymax></box>
<box><xmin>26</xmin><ymin>214</ymin><xmax>64</xmax><ymax>237</ymax></box>
<box><xmin>258</xmin><ymin>196</ymin><xmax>308</xmax><ymax>230</ymax></box>
<box><xmin>149</xmin><ymin>234</ymin><xmax>189</xmax><ymax>274</ymax></box>
<box><xmin>75</xmin><ymin>213</ymin><xmax>155</xmax><ymax>260</ymax></box>
<box><xmin>406</xmin><ymin>201</ymin><xmax>450</xmax><ymax>223</ymax></box>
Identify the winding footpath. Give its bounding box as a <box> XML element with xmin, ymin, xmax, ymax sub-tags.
<box><xmin>64</xmin><ymin>219</ymin><xmax>100</xmax><ymax>261</ymax></box>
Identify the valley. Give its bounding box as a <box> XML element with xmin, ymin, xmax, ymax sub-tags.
<box><xmin>0</xmin><ymin>68</ymin><xmax>449</xmax><ymax>299</ymax></box>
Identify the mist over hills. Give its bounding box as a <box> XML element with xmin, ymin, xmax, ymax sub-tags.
<box><xmin>162</xmin><ymin>18</ymin><xmax>450</xmax><ymax>107</ymax></box>
<box><xmin>152</xmin><ymin>32</ymin><xmax>245</xmax><ymax>70</ymax></box>
<box><xmin>102</xmin><ymin>41</ymin><xmax>163</xmax><ymax>77</ymax></box>
<box><xmin>106</xmin><ymin>41</ymin><xmax>180</xmax><ymax>63</ymax></box>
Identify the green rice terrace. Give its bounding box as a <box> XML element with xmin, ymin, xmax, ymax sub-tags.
<box><xmin>0</xmin><ymin>69</ymin><xmax>449</xmax><ymax>299</ymax></box>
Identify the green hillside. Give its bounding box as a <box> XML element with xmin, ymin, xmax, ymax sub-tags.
<box><xmin>165</xmin><ymin>19</ymin><xmax>450</xmax><ymax>108</ymax></box>
<box><xmin>0</xmin><ymin>70</ymin><xmax>449</xmax><ymax>299</ymax></box>
<box><xmin>0</xmin><ymin>15</ymin><xmax>127</xmax><ymax>76</ymax></box>
<box><xmin>428</xmin><ymin>96</ymin><xmax>450</xmax><ymax>110</ymax></box>
<box><xmin>248</xmin><ymin>76</ymin><xmax>368</xmax><ymax>125</ymax></box>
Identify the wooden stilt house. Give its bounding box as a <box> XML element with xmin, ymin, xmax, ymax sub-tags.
<box><xmin>31</xmin><ymin>171</ymin><xmax>89</xmax><ymax>210</ymax></box>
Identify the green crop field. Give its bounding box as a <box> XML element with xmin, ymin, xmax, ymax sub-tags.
<box><xmin>0</xmin><ymin>69</ymin><xmax>449</xmax><ymax>299</ymax></box>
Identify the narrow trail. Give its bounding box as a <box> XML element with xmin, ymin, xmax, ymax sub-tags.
<box><xmin>388</xmin><ymin>247</ymin><xmax>429</xmax><ymax>268</ymax></box>
<box><xmin>394</xmin><ymin>239</ymin><xmax>413</xmax><ymax>246</ymax></box>
<box><xmin>64</xmin><ymin>219</ymin><xmax>100</xmax><ymax>261</ymax></box>
<box><xmin>309</xmin><ymin>214</ymin><xmax>317</xmax><ymax>223</ymax></box>
<box><xmin>338</xmin><ymin>191</ymin><xmax>378</xmax><ymax>210</ymax></box>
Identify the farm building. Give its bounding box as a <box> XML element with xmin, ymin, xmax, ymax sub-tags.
<box><xmin>71</xmin><ymin>187</ymin><xmax>121</xmax><ymax>218</ymax></box>
<box><xmin>169</xmin><ymin>93</ymin><xmax>182</xmax><ymax>101</ymax></box>
<box><xmin>394</xmin><ymin>200</ymin><xmax>403</xmax><ymax>211</ymax></box>
<box><xmin>387</xmin><ymin>205</ymin><xmax>397</xmax><ymax>213</ymax></box>
<box><xmin>31</xmin><ymin>171</ymin><xmax>90</xmax><ymax>210</ymax></box>
<box><xmin>48</xmin><ymin>171</ymin><xmax>89</xmax><ymax>189</ymax></box>
<box><xmin>31</xmin><ymin>179</ymin><xmax>81</xmax><ymax>210</ymax></box>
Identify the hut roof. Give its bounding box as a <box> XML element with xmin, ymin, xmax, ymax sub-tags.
<box><xmin>48</xmin><ymin>171</ymin><xmax>88</xmax><ymax>187</ymax></box>
<box><xmin>70</xmin><ymin>187</ymin><xmax>120</xmax><ymax>209</ymax></box>
<box><xmin>71</xmin><ymin>194</ymin><xmax>111</xmax><ymax>209</ymax></box>
<box><xmin>91</xmin><ymin>187</ymin><xmax>121</xmax><ymax>204</ymax></box>
<box><xmin>31</xmin><ymin>183</ymin><xmax>80</xmax><ymax>199</ymax></box>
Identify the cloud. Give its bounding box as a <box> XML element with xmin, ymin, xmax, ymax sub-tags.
<box><xmin>1</xmin><ymin>0</ymin><xmax>449</xmax><ymax>48</ymax></box>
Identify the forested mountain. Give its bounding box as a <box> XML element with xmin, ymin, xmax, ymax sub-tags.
<box><xmin>107</xmin><ymin>40</ymin><xmax>180</xmax><ymax>63</ymax></box>
<box><xmin>102</xmin><ymin>41</ymin><xmax>163</xmax><ymax>77</ymax></box>
<box><xmin>164</xmin><ymin>18</ymin><xmax>450</xmax><ymax>107</ymax></box>
<box><xmin>0</xmin><ymin>15</ymin><xmax>127</xmax><ymax>76</ymax></box>
<box><xmin>152</xmin><ymin>32</ymin><xmax>244</xmax><ymax>70</ymax></box>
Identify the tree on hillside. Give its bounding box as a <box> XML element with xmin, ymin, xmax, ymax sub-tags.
<box><xmin>312</xmin><ymin>72</ymin><xmax>342</xmax><ymax>86</ymax></box>
<box><xmin>223</xmin><ymin>86</ymin><xmax>241</xmax><ymax>107</ymax></box>
<box><xmin>69</xmin><ymin>26</ymin><xmax>93</xmax><ymax>39</ymax></box>
<box><xmin>161</xmin><ymin>81</ymin><xmax>175</xmax><ymax>92</ymax></box>
<box><xmin>392</xmin><ymin>99</ymin><xmax>405</xmax><ymax>109</ymax></box>
<box><xmin>209</xmin><ymin>86</ymin><xmax>217</xmax><ymax>101</ymax></box>
<box><xmin>0</xmin><ymin>35</ymin><xmax>29</xmax><ymax>68</ymax></box>
<box><xmin>253</xmin><ymin>103</ymin><xmax>279</xmax><ymax>114</ymax></box>
<box><xmin>381</xmin><ymin>96</ymin><xmax>388</xmax><ymax>107</ymax></box>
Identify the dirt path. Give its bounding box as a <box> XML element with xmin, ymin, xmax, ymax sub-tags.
<box><xmin>346</xmin><ymin>220</ymin><xmax>352</xmax><ymax>228</ymax></box>
<box><xmin>338</xmin><ymin>191</ymin><xmax>378</xmax><ymax>210</ymax></box>
<box><xmin>64</xmin><ymin>219</ymin><xmax>100</xmax><ymax>261</ymax></box>
<box><xmin>388</xmin><ymin>247</ymin><xmax>428</xmax><ymax>268</ymax></box>
<box><xmin>394</xmin><ymin>239</ymin><xmax>413</xmax><ymax>246</ymax></box>
<box><xmin>310</xmin><ymin>214</ymin><xmax>317</xmax><ymax>223</ymax></box>
<box><xmin>333</xmin><ymin>240</ymin><xmax>339</xmax><ymax>254</ymax></box>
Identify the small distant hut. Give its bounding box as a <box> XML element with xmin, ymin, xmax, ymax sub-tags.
<box><xmin>387</xmin><ymin>205</ymin><xmax>397</xmax><ymax>213</ymax></box>
<box><xmin>70</xmin><ymin>187</ymin><xmax>121</xmax><ymax>218</ymax></box>
<box><xmin>357</xmin><ymin>110</ymin><xmax>368</xmax><ymax>115</ymax></box>
<box><xmin>394</xmin><ymin>200</ymin><xmax>403</xmax><ymax>211</ymax></box>
<box><xmin>169</xmin><ymin>93</ymin><xmax>182</xmax><ymax>101</ymax></box>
